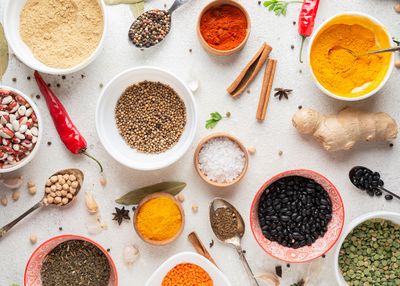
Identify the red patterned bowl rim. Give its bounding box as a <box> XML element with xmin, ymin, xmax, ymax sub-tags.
<box><xmin>250</xmin><ymin>169</ymin><xmax>345</xmax><ymax>263</ymax></box>
<box><xmin>24</xmin><ymin>234</ymin><xmax>118</xmax><ymax>286</ymax></box>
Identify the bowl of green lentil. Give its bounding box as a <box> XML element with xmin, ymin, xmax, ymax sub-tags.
<box><xmin>334</xmin><ymin>211</ymin><xmax>400</xmax><ymax>286</ymax></box>
<box><xmin>96</xmin><ymin>66</ymin><xmax>197</xmax><ymax>171</ymax></box>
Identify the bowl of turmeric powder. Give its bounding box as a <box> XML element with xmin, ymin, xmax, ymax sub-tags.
<box><xmin>133</xmin><ymin>193</ymin><xmax>185</xmax><ymax>246</ymax></box>
<box><xmin>308</xmin><ymin>12</ymin><xmax>394</xmax><ymax>101</ymax></box>
<box><xmin>197</xmin><ymin>0</ymin><xmax>251</xmax><ymax>56</ymax></box>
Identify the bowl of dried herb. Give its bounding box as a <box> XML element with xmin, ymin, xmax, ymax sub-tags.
<box><xmin>334</xmin><ymin>211</ymin><xmax>400</xmax><ymax>286</ymax></box>
<box><xmin>24</xmin><ymin>234</ymin><xmax>118</xmax><ymax>286</ymax></box>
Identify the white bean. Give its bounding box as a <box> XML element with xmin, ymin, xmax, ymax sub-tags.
<box><xmin>19</xmin><ymin>125</ymin><xmax>27</xmax><ymax>134</ymax></box>
<box><xmin>25</xmin><ymin>108</ymin><xmax>33</xmax><ymax>117</ymax></box>
<box><xmin>15</xmin><ymin>132</ymin><xmax>25</xmax><ymax>140</ymax></box>
<box><xmin>2</xmin><ymin>96</ymin><xmax>12</xmax><ymax>105</ymax></box>
<box><xmin>18</xmin><ymin>106</ymin><xmax>26</xmax><ymax>116</ymax></box>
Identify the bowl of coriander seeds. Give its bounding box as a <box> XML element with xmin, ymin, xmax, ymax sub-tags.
<box><xmin>96</xmin><ymin>66</ymin><xmax>198</xmax><ymax>171</ymax></box>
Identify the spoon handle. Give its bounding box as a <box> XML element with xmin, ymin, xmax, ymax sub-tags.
<box><xmin>0</xmin><ymin>201</ymin><xmax>43</xmax><ymax>238</ymax></box>
<box><xmin>378</xmin><ymin>186</ymin><xmax>400</xmax><ymax>201</ymax></box>
<box><xmin>235</xmin><ymin>245</ymin><xmax>260</xmax><ymax>286</ymax></box>
<box><xmin>168</xmin><ymin>0</ymin><xmax>189</xmax><ymax>14</ymax></box>
<box><xmin>367</xmin><ymin>46</ymin><xmax>400</xmax><ymax>55</ymax></box>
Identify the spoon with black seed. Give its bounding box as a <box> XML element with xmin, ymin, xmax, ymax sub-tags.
<box><xmin>128</xmin><ymin>0</ymin><xmax>189</xmax><ymax>48</ymax></box>
<box><xmin>349</xmin><ymin>166</ymin><xmax>399</xmax><ymax>201</ymax></box>
<box><xmin>0</xmin><ymin>169</ymin><xmax>84</xmax><ymax>238</ymax></box>
<box><xmin>210</xmin><ymin>198</ymin><xmax>260</xmax><ymax>286</ymax></box>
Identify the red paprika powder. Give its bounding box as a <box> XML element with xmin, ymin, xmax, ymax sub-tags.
<box><xmin>200</xmin><ymin>4</ymin><xmax>247</xmax><ymax>51</ymax></box>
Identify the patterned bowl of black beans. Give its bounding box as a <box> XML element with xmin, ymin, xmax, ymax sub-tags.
<box><xmin>250</xmin><ymin>169</ymin><xmax>345</xmax><ymax>263</ymax></box>
<box><xmin>96</xmin><ymin>66</ymin><xmax>197</xmax><ymax>171</ymax></box>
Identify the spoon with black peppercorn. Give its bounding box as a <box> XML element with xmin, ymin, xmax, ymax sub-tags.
<box><xmin>210</xmin><ymin>198</ymin><xmax>260</xmax><ymax>286</ymax></box>
<box><xmin>128</xmin><ymin>0</ymin><xmax>189</xmax><ymax>48</ymax></box>
<box><xmin>349</xmin><ymin>166</ymin><xmax>399</xmax><ymax>201</ymax></box>
<box><xmin>0</xmin><ymin>169</ymin><xmax>84</xmax><ymax>238</ymax></box>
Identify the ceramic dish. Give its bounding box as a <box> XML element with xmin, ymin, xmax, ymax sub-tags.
<box><xmin>334</xmin><ymin>211</ymin><xmax>400</xmax><ymax>286</ymax></box>
<box><xmin>250</xmin><ymin>169</ymin><xmax>345</xmax><ymax>263</ymax></box>
<box><xmin>133</xmin><ymin>192</ymin><xmax>185</xmax><ymax>246</ymax></box>
<box><xmin>3</xmin><ymin>0</ymin><xmax>107</xmax><ymax>75</ymax></box>
<box><xmin>96</xmin><ymin>66</ymin><xmax>197</xmax><ymax>171</ymax></box>
<box><xmin>194</xmin><ymin>132</ymin><xmax>249</xmax><ymax>188</ymax></box>
<box><xmin>145</xmin><ymin>252</ymin><xmax>231</xmax><ymax>286</ymax></box>
<box><xmin>0</xmin><ymin>86</ymin><xmax>42</xmax><ymax>173</ymax></box>
<box><xmin>24</xmin><ymin>234</ymin><xmax>118</xmax><ymax>286</ymax></box>
<box><xmin>197</xmin><ymin>0</ymin><xmax>251</xmax><ymax>56</ymax></box>
<box><xmin>308</xmin><ymin>12</ymin><xmax>394</xmax><ymax>101</ymax></box>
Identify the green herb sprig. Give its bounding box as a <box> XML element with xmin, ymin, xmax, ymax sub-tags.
<box><xmin>263</xmin><ymin>0</ymin><xmax>303</xmax><ymax>16</ymax></box>
<box><xmin>205</xmin><ymin>112</ymin><xmax>230</xmax><ymax>129</ymax></box>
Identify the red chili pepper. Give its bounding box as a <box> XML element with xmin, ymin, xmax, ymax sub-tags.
<box><xmin>34</xmin><ymin>71</ymin><xmax>103</xmax><ymax>172</ymax></box>
<box><xmin>298</xmin><ymin>0</ymin><xmax>321</xmax><ymax>63</ymax></box>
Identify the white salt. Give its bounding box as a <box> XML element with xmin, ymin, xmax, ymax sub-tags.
<box><xmin>198</xmin><ymin>137</ymin><xmax>245</xmax><ymax>183</ymax></box>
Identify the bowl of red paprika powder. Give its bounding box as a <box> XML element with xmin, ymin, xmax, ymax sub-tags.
<box><xmin>197</xmin><ymin>0</ymin><xmax>251</xmax><ymax>56</ymax></box>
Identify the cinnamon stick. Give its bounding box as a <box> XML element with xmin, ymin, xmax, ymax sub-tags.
<box><xmin>227</xmin><ymin>43</ymin><xmax>272</xmax><ymax>97</ymax></box>
<box><xmin>256</xmin><ymin>59</ymin><xmax>277</xmax><ymax>121</ymax></box>
<box><xmin>188</xmin><ymin>232</ymin><xmax>218</xmax><ymax>268</ymax></box>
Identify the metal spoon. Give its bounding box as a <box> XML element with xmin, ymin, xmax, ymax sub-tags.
<box><xmin>341</xmin><ymin>46</ymin><xmax>400</xmax><ymax>58</ymax></box>
<box><xmin>0</xmin><ymin>169</ymin><xmax>84</xmax><ymax>238</ymax></box>
<box><xmin>209</xmin><ymin>198</ymin><xmax>260</xmax><ymax>286</ymax></box>
<box><xmin>129</xmin><ymin>0</ymin><xmax>189</xmax><ymax>48</ymax></box>
<box><xmin>349</xmin><ymin>166</ymin><xmax>400</xmax><ymax>200</ymax></box>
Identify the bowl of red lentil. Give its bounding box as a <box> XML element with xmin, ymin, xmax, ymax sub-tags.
<box><xmin>145</xmin><ymin>252</ymin><xmax>231</xmax><ymax>286</ymax></box>
<box><xmin>197</xmin><ymin>0</ymin><xmax>251</xmax><ymax>56</ymax></box>
<box><xmin>96</xmin><ymin>66</ymin><xmax>197</xmax><ymax>171</ymax></box>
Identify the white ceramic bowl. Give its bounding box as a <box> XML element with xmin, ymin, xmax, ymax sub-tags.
<box><xmin>3</xmin><ymin>0</ymin><xmax>107</xmax><ymax>75</ymax></box>
<box><xmin>308</xmin><ymin>12</ymin><xmax>394</xmax><ymax>101</ymax></box>
<box><xmin>334</xmin><ymin>211</ymin><xmax>400</xmax><ymax>285</ymax></box>
<box><xmin>96</xmin><ymin>66</ymin><xmax>198</xmax><ymax>171</ymax></box>
<box><xmin>0</xmin><ymin>86</ymin><xmax>42</xmax><ymax>173</ymax></box>
<box><xmin>145</xmin><ymin>252</ymin><xmax>231</xmax><ymax>286</ymax></box>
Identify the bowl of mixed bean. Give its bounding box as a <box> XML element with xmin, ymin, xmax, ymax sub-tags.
<box><xmin>0</xmin><ymin>86</ymin><xmax>42</xmax><ymax>173</ymax></box>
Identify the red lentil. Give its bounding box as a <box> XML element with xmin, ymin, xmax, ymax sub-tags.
<box><xmin>162</xmin><ymin>263</ymin><xmax>213</xmax><ymax>286</ymax></box>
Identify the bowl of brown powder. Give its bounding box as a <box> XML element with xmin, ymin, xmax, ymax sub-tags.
<box><xmin>4</xmin><ymin>0</ymin><xmax>107</xmax><ymax>74</ymax></box>
<box><xmin>95</xmin><ymin>66</ymin><xmax>198</xmax><ymax>171</ymax></box>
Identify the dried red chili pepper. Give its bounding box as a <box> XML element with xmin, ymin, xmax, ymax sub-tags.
<box><xmin>298</xmin><ymin>0</ymin><xmax>321</xmax><ymax>63</ymax></box>
<box><xmin>34</xmin><ymin>71</ymin><xmax>103</xmax><ymax>172</ymax></box>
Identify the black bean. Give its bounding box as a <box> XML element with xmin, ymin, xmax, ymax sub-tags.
<box><xmin>385</xmin><ymin>194</ymin><xmax>393</xmax><ymax>201</ymax></box>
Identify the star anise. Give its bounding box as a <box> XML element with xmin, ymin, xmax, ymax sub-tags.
<box><xmin>274</xmin><ymin>88</ymin><xmax>293</xmax><ymax>100</ymax></box>
<box><xmin>112</xmin><ymin>207</ymin><xmax>130</xmax><ymax>225</ymax></box>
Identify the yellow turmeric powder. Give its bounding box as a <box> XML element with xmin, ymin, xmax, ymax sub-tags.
<box><xmin>311</xmin><ymin>19</ymin><xmax>391</xmax><ymax>98</ymax></box>
<box><xmin>136</xmin><ymin>196</ymin><xmax>182</xmax><ymax>241</ymax></box>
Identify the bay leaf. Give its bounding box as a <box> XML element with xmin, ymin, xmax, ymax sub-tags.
<box><xmin>115</xmin><ymin>181</ymin><xmax>187</xmax><ymax>205</ymax></box>
<box><xmin>0</xmin><ymin>23</ymin><xmax>9</xmax><ymax>80</ymax></box>
<box><xmin>104</xmin><ymin>0</ymin><xmax>143</xmax><ymax>5</ymax></box>
<box><xmin>129</xmin><ymin>1</ymin><xmax>144</xmax><ymax>18</ymax></box>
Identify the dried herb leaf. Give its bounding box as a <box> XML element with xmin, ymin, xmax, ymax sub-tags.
<box><xmin>115</xmin><ymin>181</ymin><xmax>186</xmax><ymax>205</ymax></box>
<box><xmin>130</xmin><ymin>2</ymin><xmax>144</xmax><ymax>17</ymax></box>
<box><xmin>104</xmin><ymin>0</ymin><xmax>143</xmax><ymax>4</ymax></box>
<box><xmin>0</xmin><ymin>23</ymin><xmax>9</xmax><ymax>80</ymax></box>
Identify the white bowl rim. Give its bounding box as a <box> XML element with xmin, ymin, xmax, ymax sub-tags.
<box><xmin>95</xmin><ymin>66</ymin><xmax>198</xmax><ymax>171</ymax></box>
<box><xmin>333</xmin><ymin>210</ymin><xmax>400</xmax><ymax>285</ymax></box>
<box><xmin>3</xmin><ymin>0</ymin><xmax>108</xmax><ymax>75</ymax></box>
<box><xmin>0</xmin><ymin>85</ymin><xmax>42</xmax><ymax>173</ymax></box>
<box><xmin>145</xmin><ymin>251</ymin><xmax>232</xmax><ymax>286</ymax></box>
<box><xmin>307</xmin><ymin>11</ymin><xmax>395</xmax><ymax>102</ymax></box>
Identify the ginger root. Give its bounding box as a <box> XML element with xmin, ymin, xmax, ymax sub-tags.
<box><xmin>292</xmin><ymin>107</ymin><xmax>398</xmax><ymax>151</ymax></box>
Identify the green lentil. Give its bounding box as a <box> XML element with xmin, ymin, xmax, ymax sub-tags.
<box><xmin>339</xmin><ymin>219</ymin><xmax>400</xmax><ymax>286</ymax></box>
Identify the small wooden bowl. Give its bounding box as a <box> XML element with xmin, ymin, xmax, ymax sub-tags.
<box><xmin>133</xmin><ymin>192</ymin><xmax>185</xmax><ymax>246</ymax></box>
<box><xmin>194</xmin><ymin>132</ymin><xmax>249</xmax><ymax>188</ymax></box>
<box><xmin>197</xmin><ymin>0</ymin><xmax>251</xmax><ymax>56</ymax></box>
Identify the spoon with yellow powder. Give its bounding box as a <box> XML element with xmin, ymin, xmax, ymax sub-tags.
<box><xmin>339</xmin><ymin>46</ymin><xmax>400</xmax><ymax>58</ymax></box>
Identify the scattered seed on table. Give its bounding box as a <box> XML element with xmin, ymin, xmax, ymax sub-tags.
<box><xmin>189</xmin><ymin>49</ymin><xmax>192</xmax><ymax>53</ymax></box>
<box><xmin>385</xmin><ymin>194</ymin><xmax>393</xmax><ymax>200</ymax></box>
<box><xmin>47</xmin><ymin>141</ymin><xmax>52</xmax><ymax>146</ymax></box>
<box><xmin>59</xmin><ymin>227</ymin><xmax>63</xmax><ymax>231</ymax></box>
<box><xmin>128</xmin><ymin>10</ymin><xmax>171</xmax><ymax>48</ymax></box>
<box><xmin>298</xmin><ymin>105</ymin><xmax>303</xmax><ymax>110</ymax></box>
<box><xmin>36</xmin><ymin>94</ymin><xmax>40</xmax><ymax>99</ymax></box>
<box><xmin>62</xmin><ymin>75</ymin><xmax>66</xmax><ymax>80</ymax></box>
<box><xmin>390</xmin><ymin>143</ymin><xmax>394</xmax><ymax>147</ymax></box>
<box><xmin>12</xmin><ymin>78</ymin><xmax>16</xmax><ymax>82</ymax></box>
<box><xmin>115</xmin><ymin>81</ymin><xmax>186</xmax><ymax>153</ymax></box>
<box><xmin>209</xmin><ymin>240</ymin><xmax>214</xmax><ymax>248</ymax></box>
<box><xmin>27</xmin><ymin>76</ymin><xmax>31</xmax><ymax>80</ymax></box>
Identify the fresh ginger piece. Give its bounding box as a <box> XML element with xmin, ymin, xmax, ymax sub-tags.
<box><xmin>292</xmin><ymin>107</ymin><xmax>398</xmax><ymax>151</ymax></box>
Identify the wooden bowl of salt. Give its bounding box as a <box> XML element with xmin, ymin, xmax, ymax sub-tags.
<box><xmin>194</xmin><ymin>132</ymin><xmax>249</xmax><ymax>188</ymax></box>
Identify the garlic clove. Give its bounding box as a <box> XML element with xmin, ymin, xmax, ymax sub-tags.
<box><xmin>86</xmin><ymin>214</ymin><xmax>104</xmax><ymax>234</ymax></box>
<box><xmin>188</xmin><ymin>80</ymin><xmax>199</xmax><ymax>92</ymax></box>
<box><xmin>257</xmin><ymin>272</ymin><xmax>280</xmax><ymax>286</ymax></box>
<box><xmin>2</xmin><ymin>176</ymin><xmax>23</xmax><ymax>189</ymax></box>
<box><xmin>85</xmin><ymin>191</ymin><xmax>98</xmax><ymax>214</ymax></box>
<box><xmin>123</xmin><ymin>245</ymin><xmax>139</xmax><ymax>266</ymax></box>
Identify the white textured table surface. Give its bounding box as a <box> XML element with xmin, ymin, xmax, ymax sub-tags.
<box><xmin>1</xmin><ymin>1</ymin><xmax>400</xmax><ymax>285</ymax></box>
